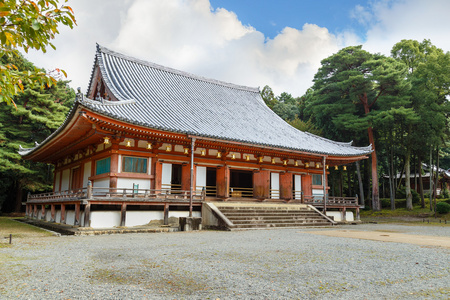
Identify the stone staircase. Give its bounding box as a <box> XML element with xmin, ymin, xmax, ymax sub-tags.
<box><xmin>207</xmin><ymin>202</ymin><xmax>335</xmax><ymax>230</ymax></box>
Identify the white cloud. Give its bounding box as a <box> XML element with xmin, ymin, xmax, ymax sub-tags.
<box><xmin>113</xmin><ymin>0</ymin><xmax>352</xmax><ymax>96</ymax></box>
<box><xmin>21</xmin><ymin>0</ymin><xmax>450</xmax><ymax>99</ymax></box>
<box><xmin>358</xmin><ymin>0</ymin><xmax>450</xmax><ymax>55</ymax></box>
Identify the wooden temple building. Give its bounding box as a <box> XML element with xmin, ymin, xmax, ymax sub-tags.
<box><xmin>20</xmin><ymin>45</ymin><xmax>372</xmax><ymax>229</ymax></box>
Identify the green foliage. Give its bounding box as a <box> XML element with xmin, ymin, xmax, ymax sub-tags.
<box><xmin>0</xmin><ymin>0</ymin><xmax>76</xmax><ymax>105</ymax></box>
<box><xmin>436</xmin><ymin>202</ymin><xmax>450</xmax><ymax>214</ymax></box>
<box><xmin>287</xmin><ymin>117</ymin><xmax>322</xmax><ymax>136</ymax></box>
<box><xmin>395</xmin><ymin>186</ymin><xmax>420</xmax><ymax>204</ymax></box>
<box><xmin>0</xmin><ymin>54</ymin><xmax>74</xmax><ymax>212</ymax></box>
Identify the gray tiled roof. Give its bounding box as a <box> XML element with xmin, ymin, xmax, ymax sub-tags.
<box><xmin>82</xmin><ymin>45</ymin><xmax>371</xmax><ymax>156</ymax></box>
<box><xmin>20</xmin><ymin>45</ymin><xmax>372</xmax><ymax>158</ymax></box>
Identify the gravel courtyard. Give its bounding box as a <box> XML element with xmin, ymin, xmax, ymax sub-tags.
<box><xmin>1</xmin><ymin>224</ymin><xmax>449</xmax><ymax>299</ymax></box>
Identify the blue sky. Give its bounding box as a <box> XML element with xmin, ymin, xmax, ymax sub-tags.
<box><xmin>24</xmin><ymin>0</ymin><xmax>450</xmax><ymax>97</ymax></box>
<box><xmin>210</xmin><ymin>0</ymin><xmax>368</xmax><ymax>39</ymax></box>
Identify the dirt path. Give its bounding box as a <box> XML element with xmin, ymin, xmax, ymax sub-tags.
<box><xmin>307</xmin><ymin>229</ymin><xmax>450</xmax><ymax>248</ymax></box>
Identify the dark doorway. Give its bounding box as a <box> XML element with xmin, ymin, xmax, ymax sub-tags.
<box><xmin>206</xmin><ymin>167</ymin><xmax>217</xmax><ymax>196</ymax></box>
<box><xmin>171</xmin><ymin>164</ymin><xmax>182</xmax><ymax>191</ymax></box>
<box><xmin>230</xmin><ymin>169</ymin><xmax>253</xmax><ymax>197</ymax></box>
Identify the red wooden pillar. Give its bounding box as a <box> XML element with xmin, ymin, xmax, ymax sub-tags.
<box><xmin>110</xmin><ymin>144</ymin><xmax>119</xmax><ymax>190</ymax></box>
<box><xmin>51</xmin><ymin>204</ymin><xmax>56</xmax><ymax>222</ymax></box>
<box><xmin>74</xmin><ymin>203</ymin><xmax>81</xmax><ymax>226</ymax></box>
<box><xmin>253</xmin><ymin>170</ymin><xmax>270</xmax><ymax>199</ymax></box>
<box><xmin>41</xmin><ymin>205</ymin><xmax>46</xmax><ymax>220</ymax></box>
<box><xmin>280</xmin><ymin>172</ymin><xmax>293</xmax><ymax>200</ymax></box>
<box><xmin>25</xmin><ymin>204</ymin><xmax>29</xmax><ymax>217</ymax></box>
<box><xmin>216</xmin><ymin>165</ymin><xmax>229</xmax><ymax>199</ymax></box>
<box><xmin>302</xmin><ymin>175</ymin><xmax>313</xmax><ymax>200</ymax></box>
<box><xmin>154</xmin><ymin>160</ymin><xmax>162</xmax><ymax>190</ymax></box>
<box><xmin>60</xmin><ymin>204</ymin><xmax>66</xmax><ymax>224</ymax></box>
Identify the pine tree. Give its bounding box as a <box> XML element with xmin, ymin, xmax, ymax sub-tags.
<box><xmin>0</xmin><ymin>53</ymin><xmax>74</xmax><ymax>212</ymax></box>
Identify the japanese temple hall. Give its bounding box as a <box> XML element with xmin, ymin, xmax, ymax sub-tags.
<box><xmin>20</xmin><ymin>45</ymin><xmax>372</xmax><ymax>230</ymax></box>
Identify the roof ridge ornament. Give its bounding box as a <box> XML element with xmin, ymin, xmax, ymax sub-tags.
<box><xmin>76</xmin><ymin>87</ymin><xmax>84</xmax><ymax>102</ymax></box>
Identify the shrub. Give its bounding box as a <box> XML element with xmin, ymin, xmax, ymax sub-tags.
<box><xmin>436</xmin><ymin>202</ymin><xmax>450</xmax><ymax>214</ymax></box>
<box><xmin>395</xmin><ymin>186</ymin><xmax>420</xmax><ymax>204</ymax></box>
<box><xmin>442</xmin><ymin>188</ymin><xmax>449</xmax><ymax>199</ymax></box>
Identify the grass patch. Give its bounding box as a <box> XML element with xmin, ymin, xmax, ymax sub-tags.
<box><xmin>360</xmin><ymin>204</ymin><xmax>450</xmax><ymax>225</ymax></box>
<box><xmin>0</xmin><ymin>217</ymin><xmax>53</xmax><ymax>240</ymax></box>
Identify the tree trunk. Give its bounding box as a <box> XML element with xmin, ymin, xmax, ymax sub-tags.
<box><xmin>434</xmin><ymin>146</ymin><xmax>439</xmax><ymax>218</ymax></box>
<box><xmin>390</xmin><ymin>144</ymin><xmax>395</xmax><ymax>210</ymax></box>
<box><xmin>364</xmin><ymin>159</ymin><xmax>371</xmax><ymax>208</ymax></box>
<box><xmin>429</xmin><ymin>146</ymin><xmax>433</xmax><ymax>211</ymax></box>
<box><xmin>418</xmin><ymin>156</ymin><xmax>425</xmax><ymax>208</ymax></box>
<box><xmin>356</xmin><ymin>161</ymin><xmax>365</xmax><ymax>206</ymax></box>
<box><xmin>405</xmin><ymin>149</ymin><xmax>413</xmax><ymax>210</ymax></box>
<box><xmin>14</xmin><ymin>181</ymin><xmax>23</xmax><ymax>213</ymax></box>
<box><xmin>347</xmin><ymin>167</ymin><xmax>351</xmax><ymax>196</ymax></box>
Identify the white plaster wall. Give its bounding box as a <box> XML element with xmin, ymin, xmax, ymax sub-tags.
<box><xmin>196</xmin><ymin>166</ymin><xmax>206</xmax><ymax>191</ymax></box>
<box><xmin>90</xmin><ymin>211</ymin><xmax>121</xmax><ymax>228</ymax></box>
<box><xmin>125</xmin><ymin>211</ymin><xmax>164</xmax><ymax>227</ymax></box>
<box><xmin>56</xmin><ymin>210</ymin><xmax>61</xmax><ymax>223</ymax></box>
<box><xmin>66</xmin><ymin>210</ymin><xmax>75</xmax><ymax>225</ymax></box>
<box><xmin>312</xmin><ymin>189</ymin><xmax>324</xmax><ymax>199</ymax></box>
<box><xmin>117</xmin><ymin>178</ymin><xmax>150</xmax><ymax>193</ymax></box>
<box><xmin>169</xmin><ymin>211</ymin><xmax>201</xmax><ymax>218</ymax></box>
<box><xmin>54</xmin><ymin>171</ymin><xmax>61</xmax><ymax>192</ymax></box>
<box><xmin>45</xmin><ymin>210</ymin><xmax>51</xmax><ymax>221</ymax></box>
<box><xmin>83</xmin><ymin>161</ymin><xmax>92</xmax><ymax>187</ymax></box>
<box><xmin>61</xmin><ymin>169</ymin><xmax>70</xmax><ymax>191</ymax></box>
<box><xmin>93</xmin><ymin>178</ymin><xmax>110</xmax><ymax>193</ymax></box>
<box><xmin>326</xmin><ymin>211</ymin><xmax>354</xmax><ymax>222</ymax></box>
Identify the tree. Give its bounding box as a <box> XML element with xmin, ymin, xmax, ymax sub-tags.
<box><xmin>0</xmin><ymin>0</ymin><xmax>75</xmax><ymax>105</ymax></box>
<box><xmin>0</xmin><ymin>53</ymin><xmax>74</xmax><ymax>212</ymax></box>
<box><xmin>307</xmin><ymin>45</ymin><xmax>410</xmax><ymax>210</ymax></box>
<box><xmin>391</xmin><ymin>39</ymin><xmax>450</xmax><ymax>209</ymax></box>
<box><xmin>260</xmin><ymin>85</ymin><xmax>277</xmax><ymax>109</ymax></box>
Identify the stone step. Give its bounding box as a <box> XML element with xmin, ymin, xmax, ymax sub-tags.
<box><xmin>231</xmin><ymin>217</ymin><xmax>329</xmax><ymax>224</ymax></box>
<box><xmin>218</xmin><ymin>209</ymin><xmax>313</xmax><ymax>214</ymax></box>
<box><xmin>221</xmin><ymin>212</ymin><xmax>318</xmax><ymax>217</ymax></box>
<box><xmin>226</xmin><ymin>218</ymin><xmax>326</xmax><ymax>223</ymax></box>
<box><xmin>216</xmin><ymin>207</ymin><xmax>308</xmax><ymax>211</ymax></box>
<box><xmin>231</xmin><ymin>222</ymin><xmax>331</xmax><ymax>229</ymax></box>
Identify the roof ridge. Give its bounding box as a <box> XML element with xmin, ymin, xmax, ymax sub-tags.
<box><xmin>97</xmin><ymin>44</ymin><xmax>260</xmax><ymax>93</ymax></box>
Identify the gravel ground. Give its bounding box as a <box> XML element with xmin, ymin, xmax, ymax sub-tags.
<box><xmin>0</xmin><ymin>223</ymin><xmax>449</xmax><ymax>299</ymax></box>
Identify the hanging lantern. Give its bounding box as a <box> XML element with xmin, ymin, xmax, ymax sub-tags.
<box><xmin>125</xmin><ymin>140</ymin><xmax>132</xmax><ymax>147</ymax></box>
<box><xmin>184</xmin><ymin>147</ymin><xmax>189</xmax><ymax>154</ymax></box>
<box><xmin>103</xmin><ymin>136</ymin><xmax>110</xmax><ymax>145</ymax></box>
<box><xmin>271</xmin><ymin>158</ymin><xmax>276</xmax><ymax>164</ymax></box>
<box><xmin>245</xmin><ymin>155</ymin><xmax>250</xmax><ymax>161</ymax></box>
<box><xmin>217</xmin><ymin>151</ymin><xmax>222</xmax><ymax>158</ymax></box>
<box><xmin>166</xmin><ymin>145</ymin><xmax>171</xmax><ymax>152</ymax></box>
<box><xmin>201</xmin><ymin>149</ymin><xmax>206</xmax><ymax>156</ymax></box>
<box><xmin>335</xmin><ymin>165</ymin><xmax>338</xmax><ymax>170</ymax></box>
<box><xmin>231</xmin><ymin>153</ymin><xmax>236</xmax><ymax>160</ymax></box>
<box><xmin>147</xmin><ymin>142</ymin><xmax>152</xmax><ymax>150</ymax></box>
<box><xmin>305</xmin><ymin>162</ymin><xmax>309</xmax><ymax>168</ymax></box>
<box><xmin>326</xmin><ymin>165</ymin><xmax>329</xmax><ymax>170</ymax></box>
<box><xmin>343</xmin><ymin>165</ymin><xmax>347</xmax><ymax>171</ymax></box>
<box><xmin>294</xmin><ymin>160</ymin><xmax>299</xmax><ymax>167</ymax></box>
<box><xmin>258</xmin><ymin>156</ymin><xmax>263</xmax><ymax>163</ymax></box>
<box><xmin>316</xmin><ymin>163</ymin><xmax>320</xmax><ymax>168</ymax></box>
<box><xmin>283</xmin><ymin>159</ymin><xmax>288</xmax><ymax>166</ymax></box>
